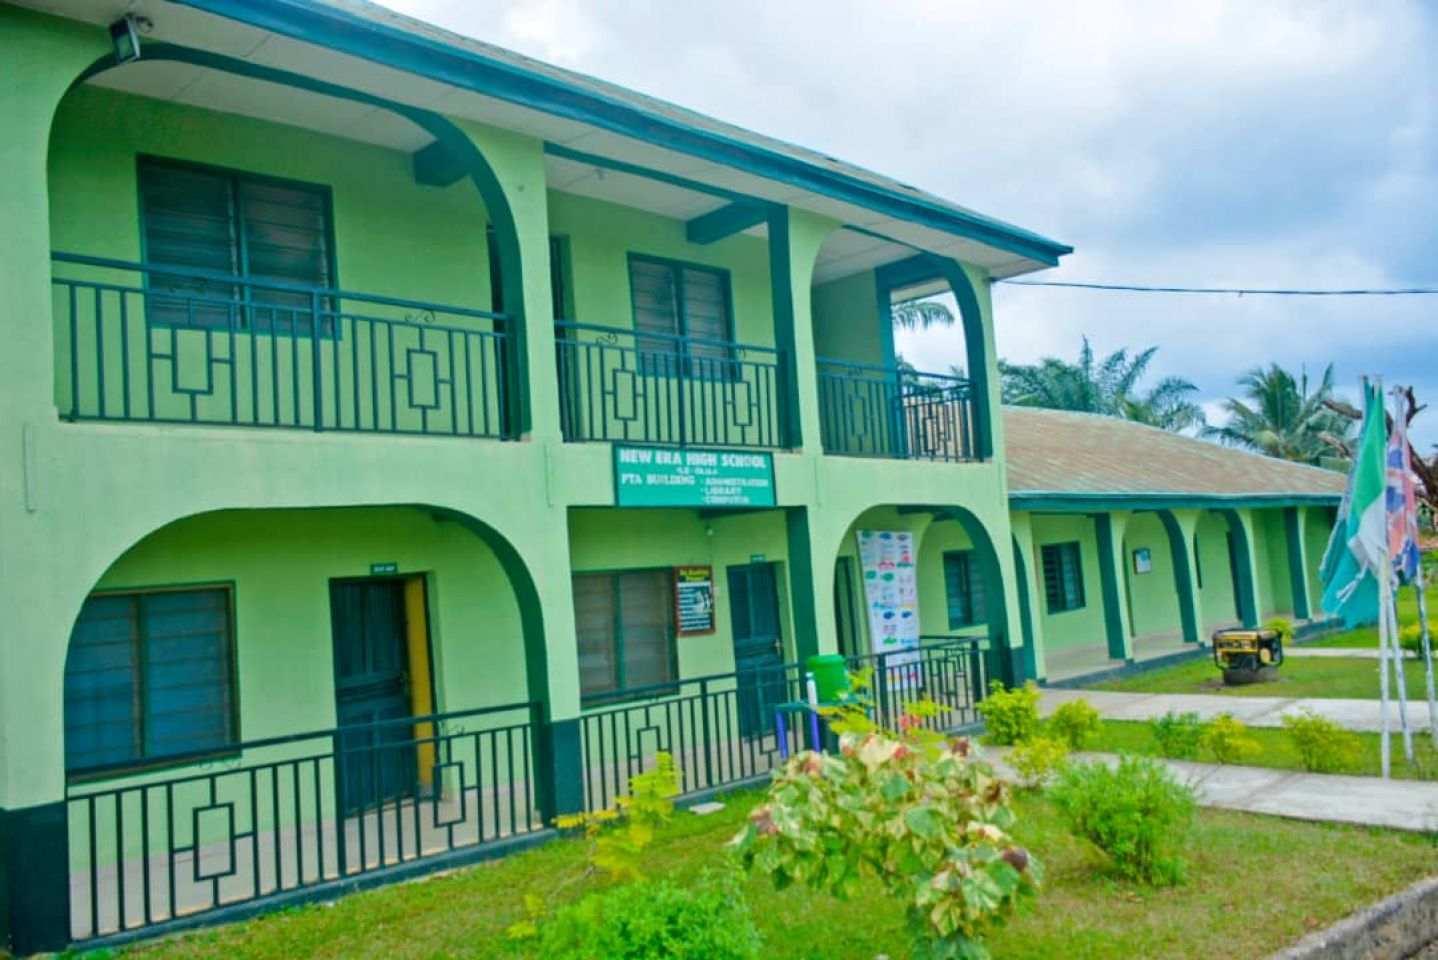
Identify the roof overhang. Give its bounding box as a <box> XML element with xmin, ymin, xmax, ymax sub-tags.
<box><xmin>1009</xmin><ymin>492</ymin><xmax>1343</xmax><ymax>513</ymax></box>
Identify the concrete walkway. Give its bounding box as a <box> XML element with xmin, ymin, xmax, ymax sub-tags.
<box><xmin>993</xmin><ymin>749</ymin><xmax>1438</xmax><ymax>833</ymax></box>
<box><xmin>1286</xmin><ymin>646</ymin><xmax>1412</xmax><ymax>660</ymax></box>
<box><xmin>1040</xmin><ymin>687</ymin><xmax>1438</xmax><ymax>735</ymax></box>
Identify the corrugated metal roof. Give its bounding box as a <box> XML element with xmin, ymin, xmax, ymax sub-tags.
<box><xmin>1004</xmin><ymin>407</ymin><xmax>1346</xmax><ymax>501</ymax></box>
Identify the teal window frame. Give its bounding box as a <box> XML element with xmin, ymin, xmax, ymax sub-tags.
<box><xmin>573</xmin><ymin>568</ymin><xmax>679</xmax><ymax>705</ymax></box>
<box><xmin>1040</xmin><ymin>541</ymin><xmax>1086</xmax><ymax>614</ymax></box>
<box><xmin>63</xmin><ymin>583</ymin><xmax>240</xmax><ymax>780</ymax></box>
<box><xmin>942</xmin><ymin>549</ymin><xmax>987</xmax><ymax>628</ymax></box>
<box><xmin>626</xmin><ymin>252</ymin><xmax>738</xmax><ymax>380</ymax></box>
<box><xmin>137</xmin><ymin>154</ymin><xmax>340</xmax><ymax>337</ymax></box>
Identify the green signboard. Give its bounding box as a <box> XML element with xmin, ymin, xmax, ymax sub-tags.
<box><xmin>614</xmin><ymin>445</ymin><xmax>776</xmax><ymax>508</ymax></box>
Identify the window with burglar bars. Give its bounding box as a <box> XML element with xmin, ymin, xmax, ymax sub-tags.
<box><xmin>572</xmin><ymin>570</ymin><xmax>678</xmax><ymax>701</ymax></box>
<box><xmin>139</xmin><ymin>157</ymin><xmax>334</xmax><ymax>333</ymax></box>
<box><xmin>628</xmin><ymin>255</ymin><xmax>735</xmax><ymax>376</ymax></box>
<box><xmin>943</xmin><ymin>550</ymin><xmax>987</xmax><ymax>628</ymax></box>
<box><xmin>63</xmin><ymin>586</ymin><xmax>237</xmax><ymax>774</ymax></box>
<box><xmin>1040</xmin><ymin>542</ymin><xmax>1086</xmax><ymax>613</ymax></box>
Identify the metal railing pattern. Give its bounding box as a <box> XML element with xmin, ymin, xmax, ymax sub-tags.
<box><xmin>53</xmin><ymin>253</ymin><xmax>512</xmax><ymax>439</ymax></box>
<box><xmin>816</xmin><ymin>358</ymin><xmax>978</xmax><ymax>462</ymax></box>
<box><xmin>65</xmin><ymin>702</ymin><xmax>540</xmax><ymax>942</ymax></box>
<box><xmin>555</xmin><ymin>321</ymin><xmax>786</xmax><ymax>449</ymax></box>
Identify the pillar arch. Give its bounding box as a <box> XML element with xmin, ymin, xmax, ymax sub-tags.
<box><xmin>1283</xmin><ymin>507</ymin><xmax>1312</xmax><ymax>620</ymax></box>
<box><xmin>1216</xmin><ymin>508</ymin><xmax>1260</xmax><ymax>627</ymax></box>
<box><xmin>1011</xmin><ymin>535</ymin><xmax>1040</xmax><ymax>681</ymax></box>
<box><xmin>932</xmin><ymin>505</ymin><xmax>1016</xmax><ymax>686</ymax></box>
<box><xmin>1155</xmin><ymin>510</ymin><xmax>1202</xmax><ymax>644</ymax></box>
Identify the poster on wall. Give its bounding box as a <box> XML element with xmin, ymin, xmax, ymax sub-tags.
<box><xmin>855</xmin><ymin>530</ymin><xmax>921</xmax><ymax>687</ymax></box>
<box><xmin>674</xmin><ymin>565</ymin><xmax>716</xmax><ymax>635</ymax></box>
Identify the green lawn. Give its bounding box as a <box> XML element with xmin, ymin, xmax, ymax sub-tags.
<box><xmin>1089</xmin><ymin>720</ymin><xmax>1438</xmax><ymax>780</ymax></box>
<box><xmin>1304</xmin><ymin>583</ymin><xmax>1438</xmax><ymax>650</ymax></box>
<box><xmin>99</xmin><ymin>788</ymin><xmax>1436</xmax><ymax>960</ymax></box>
<box><xmin>1095</xmin><ymin>655</ymin><xmax>1434</xmax><ymax>700</ymax></box>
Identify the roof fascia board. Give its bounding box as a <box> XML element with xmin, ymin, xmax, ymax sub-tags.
<box><xmin>173</xmin><ymin>0</ymin><xmax>1072</xmax><ymax>265</ymax></box>
<box><xmin>1009</xmin><ymin>492</ymin><xmax>1342</xmax><ymax>512</ymax></box>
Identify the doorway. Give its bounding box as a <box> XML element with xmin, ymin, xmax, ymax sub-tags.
<box><xmin>833</xmin><ymin>556</ymin><xmax>861</xmax><ymax>659</ymax></box>
<box><xmin>727</xmin><ymin>562</ymin><xmax>787</xmax><ymax>739</ymax></box>
<box><xmin>329</xmin><ymin>576</ymin><xmax>434</xmax><ymax>811</ymax></box>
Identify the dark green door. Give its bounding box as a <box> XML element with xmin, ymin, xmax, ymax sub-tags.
<box><xmin>833</xmin><ymin>557</ymin><xmax>860</xmax><ymax>659</ymax></box>
<box><xmin>331</xmin><ymin>578</ymin><xmax>416</xmax><ymax>812</ymax></box>
<box><xmin>728</xmin><ymin>563</ymin><xmax>786</xmax><ymax>739</ymax></box>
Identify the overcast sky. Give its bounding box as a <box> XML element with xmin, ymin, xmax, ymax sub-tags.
<box><xmin>386</xmin><ymin>0</ymin><xmax>1438</xmax><ymax>444</ymax></box>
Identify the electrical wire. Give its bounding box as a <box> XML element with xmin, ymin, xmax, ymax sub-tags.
<box><xmin>997</xmin><ymin>279</ymin><xmax>1438</xmax><ymax>296</ymax></box>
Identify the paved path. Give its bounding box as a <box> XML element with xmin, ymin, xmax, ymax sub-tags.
<box><xmin>1286</xmin><ymin>646</ymin><xmax>1412</xmax><ymax>660</ymax></box>
<box><xmin>992</xmin><ymin>749</ymin><xmax>1438</xmax><ymax>833</ymax></box>
<box><xmin>1040</xmin><ymin>688</ymin><xmax>1438</xmax><ymax>735</ymax></box>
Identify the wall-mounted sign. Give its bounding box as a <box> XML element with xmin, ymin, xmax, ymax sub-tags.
<box><xmin>614</xmin><ymin>445</ymin><xmax>775</xmax><ymax>508</ymax></box>
<box><xmin>370</xmin><ymin>562</ymin><xmax>399</xmax><ymax>576</ymax></box>
<box><xmin>675</xmin><ymin>565</ymin><xmax>716</xmax><ymax>635</ymax></box>
<box><xmin>1132</xmin><ymin>548</ymin><xmax>1152</xmax><ymax>575</ymax></box>
<box><xmin>749</xmin><ymin>553</ymin><xmax>767</xmax><ymax>565</ymax></box>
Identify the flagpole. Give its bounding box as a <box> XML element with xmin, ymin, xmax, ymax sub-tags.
<box><xmin>1379</xmin><ymin>553</ymin><xmax>1393</xmax><ymax>778</ymax></box>
<box><xmin>1389</xmin><ymin>578</ymin><xmax>1415</xmax><ymax>762</ymax></box>
<box><xmin>1417</xmin><ymin>563</ymin><xmax>1438</xmax><ymax>747</ymax></box>
<box><xmin>1395</xmin><ymin>386</ymin><xmax>1438</xmax><ymax>746</ymax></box>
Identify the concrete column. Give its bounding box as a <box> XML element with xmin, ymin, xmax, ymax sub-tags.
<box><xmin>1094</xmin><ymin>511</ymin><xmax>1135</xmax><ymax>661</ymax></box>
<box><xmin>768</xmin><ymin>208</ymin><xmax>832</xmax><ymax>455</ymax></box>
<box><xmin>1009</xmin><ymin>513</ymin><xmax>1049</xmax><ymax>681</ymax></box>
<box><xmin>1158</xmin><ymin>510</ymin><xmax>1203</xmax><ymax>644</ymax></box>
<box><xmin>1221</xmin><ymin>509</ymin><xmax>1262</xmax><ymax>627</ymax></box>
<box><xmin>1284</xmin><ymin>507</ymin><xmax>1313</xmax><ymax>620</ymax></box>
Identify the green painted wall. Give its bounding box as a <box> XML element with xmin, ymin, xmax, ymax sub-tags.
<box><xmin>1307</xmin><ymin>506</ymin><xmax>1336</xmax><ymax>614</ymax></box>
<box><xmin>1195</xmin><ymin>512</ymin><xmax>1240</xmax><ymax>630</ymax></box>
<box><xmin>811</xmin><ymin>270</ymin><xmax>883</xmax><ymax>364</ymax></box>
<box><xmin>1121</xmin><ymin>512</ymin><xmax>1181</xmax><ymax>638</ymax></box>
<box><xmin>1251</xmin><ymin>509</ymin><xmax>1293</xmax><ymax>618</ymax></box>
<box><xmin>1027</xmin><ymin>515</ymin><xmax>1107</xmax><ymax>651</ymax></box>
<box><xmin>916</xmin><ymin>519</ymin><xmax>985</xmax><ymax>640</ymax></box>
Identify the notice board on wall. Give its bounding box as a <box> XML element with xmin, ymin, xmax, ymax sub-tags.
<box><xmin>675</xmin><ymin>565</ymin><xmax>715</xmax><ymax>635</ymax></box>
<box><xmin>855</xmin><ymin>530</ymin><xmax>921</xmax><ymax>686</ymax></box>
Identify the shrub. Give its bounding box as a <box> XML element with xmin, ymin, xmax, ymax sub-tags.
<box><xmin>534</xmin><ymin>871</ymin><xmax>762</xmax><ymax>960</ymax></box>
<box><xmin>1200</xmin><ymin>714</ymin><xmax>1260</xmax><ymax>765</ymax></box>
<box><xmin>1047</xmin><ymin>699</ymin><xmax>1102</xmax><ymax>750</ymax></box>
<box><xmin>1281</xmin><ymin>709</ymin><xmax>1359</xmax><ymax>773</ymax></box>
<box><xmin>977</xmin><ymin>680</ymin><xmax>1042</xmax><ymax>745</ymax></box>
<box><xmin>1400</xmin><ymin>623</ymin><xmax>1426</xmax><ymax>656</ymax></box>
<box><xmin>1050</xmin><ymin>755</ymin><xmax>1196</xmax><ymax>886</ymax></box>
<box><xmin>1263</xmin><ymin>616</ymin><xmax>1295</xmax><ymax>645</ymax></box>
<box><xmin>1008</xmin><ymin>736</ymin><xmax>1070</xmax><ymax>790</ymax></box>
<box><xmin>1149</xmin><ymin>710</ymin><xmax>1204</xmax><ymax>760</ymax></box>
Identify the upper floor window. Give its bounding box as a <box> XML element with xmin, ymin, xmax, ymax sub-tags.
<box><xmin>1041</xmin><ymin>542</ymin><xmax>1086</xmax><ymax>614</ymax></box>
<box><xmin>139</xmin><ymin>157</ymin><xmax>334</xmax><ymax>332</ymax></box>
<box><xmin>628</xmin><ymin>255</ymin><xmax>734</xmax><ymax>375</ymax></box>
<box><xmin>64</xmin><ymin>586</ymin><xmax>237</xmax><ymax>775</ymax></box>
<box><xmin>942</xmin><ymin>550</ymin><xmax>987</xmax><ymax>628</ymax></box>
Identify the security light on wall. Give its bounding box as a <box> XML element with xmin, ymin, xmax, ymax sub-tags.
<box><xmin>109</xmin><ymin>15</ymin><xmax>144</xmax><ymax>63</ymax></box>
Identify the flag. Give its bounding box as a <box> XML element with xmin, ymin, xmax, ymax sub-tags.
<box><xmin>1388</xmin><ymin>395</ymin><xmax>1422</xmax><ymax>585</ymax></box>
<box><xmin>1320</xmin><ymin>381</ymin><xmax>1385</xmax><ymax>625</ymax></box>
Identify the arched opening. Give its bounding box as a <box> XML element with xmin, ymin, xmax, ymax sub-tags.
<box><xmin>1195</xmin><ymin>510</ymin><xmax>1254</xmax><ymax>631</ymax></box>
<box><xmin>1121</xmin><ymin>511</ymin><xmax>1191</xmax><ymax>659</ymax></box>
<box><xmin>50</xmin><ymin>44</ymin><xmax>530</xmax><ymax>438</ymax></box>
<box><xmin>60</xmin><ymin>505</ymin><xmax>549</xmax><ymax>942</ymax></box>
<box><xmin>809</xmin><ymin>231</ymin><xmax>991</xmax><ymax>463</ymax></box>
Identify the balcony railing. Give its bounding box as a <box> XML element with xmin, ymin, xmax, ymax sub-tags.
<box><xmin>816</xmin><ymin>358</ymin><xmax>978</xmax><ymax>462</ymax></box>
<box><xmin>555</xmin><ymin>321</ymin><xmax>787</xmax><ymax>449</ymax></box>
<box><xmin>52</xmin><ymin>253</ymin><xmax>513</xmax><ymax>439</ymax></box>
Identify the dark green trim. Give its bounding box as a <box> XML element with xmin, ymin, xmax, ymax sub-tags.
<box><xmin>766</xmin><ymin>207</ymin><xmax>802</xmax><ymax>447</ymax></box>
<box><xmin>1155</xmin><ymin>510</ymin><xmax>1201</xmax><ymax>644</ymax></box>
<box><xmin>545</xmin><ymin>142</ymin><xmax>756</xmax><ymax>204</ymax></box>
<box><xmin>1</xmin><ymin>802</ymin><xmax>69</xmax><ymax>955</ymax></box>
<box><xmin>784</xmin><ymin>508</ymin><xmax>819</xmax><ymax>662</ymax></box>
<box><xmin>536</xmin><ymin>718</ymin><xmax>583</xmax><ymax>819</ymax></box>
<box><xmin>412</xmin><ymin>140</ymin><xmax>466</xmax><ymax>187</ymax></box>
<box><xmin>1011</xmin><ymin>492</ymin><xmax>1342</xmax><ymax>512</ymax></box>
<box><xmin>1011</xmin><ymin>536</ymin><xmax>1039</xmax><ymax>681</ymax></box>
<box><xmin>79</xmin><ymin>42</ymin><xmax>534</xmax><ymax>437</ymax></box>
<box><xmin>1284</xmin><ymin>507</ymin><xmax>1312</xmax><ymax>620</ymax></box>
<box><xmin>686</xmin><ymin>201</ymin><xmax>770</xmax><ymax>245</ymax></box>
<box><xmin>1092</xmin><ymin>516</ymin><xmax>1129</xmax><ymax>660</ymax></box>
<box><xmin>1217</xmin><ymin>509</ymin><xmax>1260</xmax><ymax>628</ymax></box>
<box><xmin>174</xmin><ymin>0</ymin><xmax>1070</xmax><ymax>264</ymax></box>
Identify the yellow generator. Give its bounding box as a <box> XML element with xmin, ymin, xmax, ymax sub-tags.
<box><xmin>1211</xmin><ymin>627</ymin><xmax>1284</xmax><ymax>681</ymax></box>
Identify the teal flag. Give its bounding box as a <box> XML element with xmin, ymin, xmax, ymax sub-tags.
<box><xmin>1319</xmin><ymin>382</ymin><xmax>1385</xmax><ymax>626</ymax></box>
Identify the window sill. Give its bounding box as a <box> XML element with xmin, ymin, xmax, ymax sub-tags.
<box><xmin>66</xmin><ymin>747</ymin><xmax>243</xmax><ymax>787</ymax></box>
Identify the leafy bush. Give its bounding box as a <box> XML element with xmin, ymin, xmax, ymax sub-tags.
<box><xmin>734</xmin><ymin>693</ymin><xmax>1040</xmax><ymax>960</ymax></box>
<box><xmin>1047</xmin><ymin>699</ymin><xmax>1102</xmax><ymax>750</ymax></box>
<box><xmin>1149</xmin><ymin>711</ymin><xmax>1203</xmax><ymax>760</ymax></box>
<box><xmin>534</xmin><ymin>871</ymin><xmax>762</xmax><ymax>960</ymax></box>
<box><xmin>1200</xmin><ymin>713</ymin><xmax>1260</xmax><ymax>765</ymax></box>
<box><xmin>1263</xmin><ymin>616</ymin><xmax>1295</xmax><ymax>645</ymax></box>
<box><xmin>1400</xmin><ymin>623</ymin><xmax>1426</xmax><ymax>656</ymax></box>
<box><xmin>977</xmin><ymin>680</ymin><xmax>1042</xmax><ymax>745</ymax></box>
<box><xmin>1281</xmin><ymin>709</ymin><xmax>1359</xmax><ymax>773</ymax></box>
<box><xmin>1008</xmin><ymin>736</ymin><xmax>1070</xmax><ymax>790</ymax></box>
<box><xmin>1050</xmin><ymin>755</ymin><xmax>1196</xmax><ymax>886</ymax></box>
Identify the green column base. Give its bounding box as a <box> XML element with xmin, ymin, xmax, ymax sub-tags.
<box><xmin>2</xmin><ymin>801</ymin><xmax>70</xmax><ymax>954</ymax></box>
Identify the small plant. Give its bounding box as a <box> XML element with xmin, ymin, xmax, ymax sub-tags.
<box><xmin>1050</xmin><ymin>755</ymin><xmax>1196</xmax><ymax>886</ymax></box>
<box><xmin>1281</xmin><ymin>709</ymin><xmax>1359</xmax><ymax>773</ymax></box>
<box><xmin>1008</xmin><ymin>736</ymin><xmax>1070</xmax><ymax>790</ymax></box>
<box><xmin>1200</xmin><ymin>713</ymin><xmax>1260</xmax><ymax>765</ymax></box>
<box><xmin>1047</xmin><ymin>698</ymin><xmax>1102</xmax><ymax>750</ymax></box>
<box><xmin>1400</xmin><ymin>623</ymin><xmax>1425</xmax><ymax>656</ymax></box>
<box><xmin>1149</xmin><ymin>710</ymin><xmax>1204</xmax><ymax>760</ymax></box>
<box><xmin>533</xmin><ymin>870</ymin><xmax>762</xmax><ymax>960</ymax></box>
<box><xmin>1264</xmin><ymin>616</ymin><xmax>1295</xmax><ymax>645</ymax></box>
<box><xmin>977</xmin><ymin>680</ymin><xmax>1042</xmax><ymax>745</ymax></box>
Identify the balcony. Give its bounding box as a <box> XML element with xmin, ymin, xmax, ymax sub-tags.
<box><xmin>52</xmin><ymin>254</ymin><xmax>513</xmax><ymax>439</ymax></box>
<box><xmin>817</xmin><ymin>358</ymin><xmax>979</xmax><ymax>462</ymax></box>
<box><xmin>555</xmin><ymin>321</ymin><xmax>787</xmax><ymax>449</ymax></box>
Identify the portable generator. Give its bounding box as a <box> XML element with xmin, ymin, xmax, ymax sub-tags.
<box><xmin>1211</xmin><ymin>627</ymin><xmax>1284</xmax><ymax>675</ymax></box>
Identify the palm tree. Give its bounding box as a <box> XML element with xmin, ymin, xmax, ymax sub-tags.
<box><xmin>891</xmin><ymin>296</ymin><xmax>954</xmax><ymax>330</ymax></box>
<box><xmin>998</xmin><ymin>337</ymin><xmax>1205</xmax><ymax>432</ymax></box>
<box><xmin>1206</xmin><ymin>363</ymin><xmax>1353</xmax><ymax>461</ymax></box>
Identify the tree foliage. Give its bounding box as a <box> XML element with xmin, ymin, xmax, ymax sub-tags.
<box><xmin>1205</xmin><ymin>362</ymin><xmax>1352</xmax><ymax>462</ymax></box>
<box><xmin>891</xmin><ymin>296</ymin><xmax>956</xmax><ymax>330</ymax></box>
<box><xmin>998</xmin><ymin>337</ymin><xmax>1204</xmax><ymax>432</ymax></box>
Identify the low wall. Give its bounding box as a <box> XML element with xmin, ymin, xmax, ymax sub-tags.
<box><xmin>1267</xmin><ymin>875</ymin><xmax>1438</xmax><ymax>960</ymax></box>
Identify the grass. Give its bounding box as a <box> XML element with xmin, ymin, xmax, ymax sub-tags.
<box><xmin>1089</xmin><ymin>719</ymin><xmax>1438</xmax><ymax>781</ymax></box>
<box><xmin>1302</xmin><ymin>583</ymin><xmax>1438</xmax><ymax>650</ymax></box>
<box><xmin>1095</xmin><ymin>655</ymin><xmax>1435</xmax><ymax>700</ymax></box>
<box><xmin>97</xmin><ymin>788</ymin><xmax>1437</xmax><ymax>960</ymax></box>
